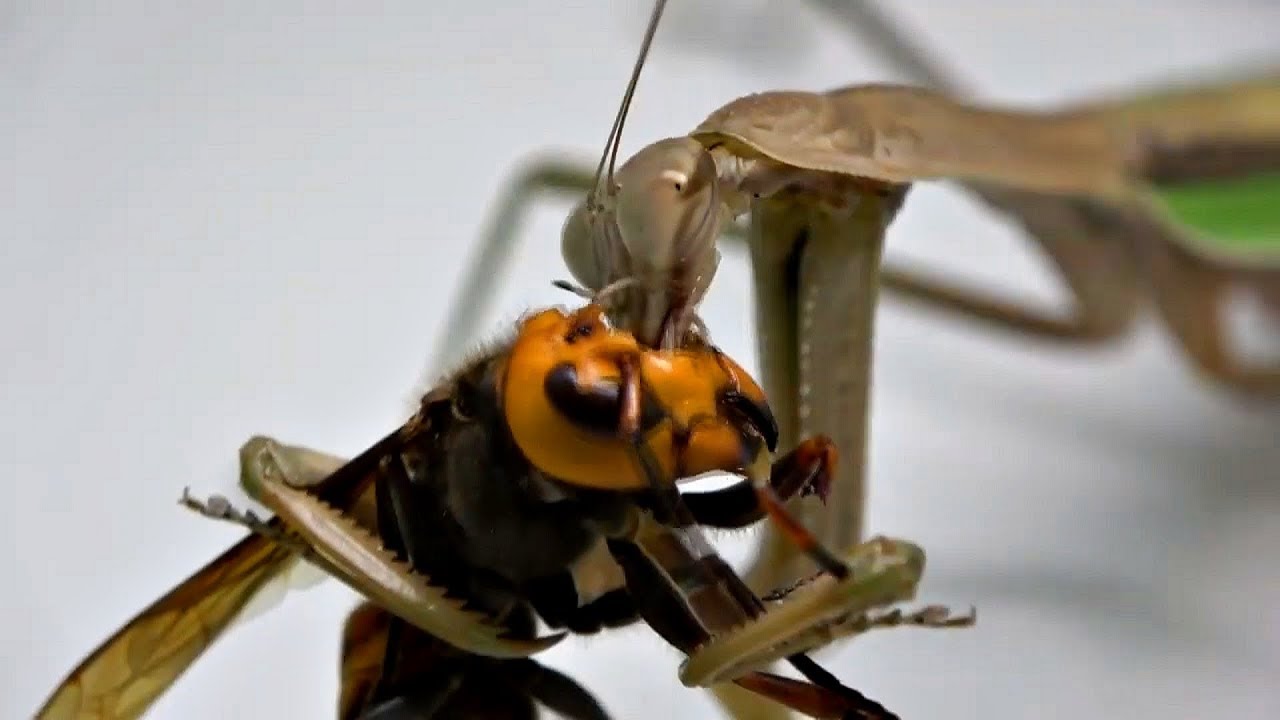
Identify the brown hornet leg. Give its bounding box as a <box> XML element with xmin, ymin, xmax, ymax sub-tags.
<box><xmin>681</xmin><ymin>435</ymin><xmax>835</xmax><ymax>530</ymax></box>
<box><xmin>744</xmin><ymin>436</ymin><xmax>851</xmax><ymax>580</ymax></box>
<box><xmin>1143</xmin><ymin>225</ymin><xmax>1280</xmax><ymax>396</ymax></box>
<box><xmin>614</xmin><ymin>355</ymin><xmax>896</xmax><ymax>718</ymax></box>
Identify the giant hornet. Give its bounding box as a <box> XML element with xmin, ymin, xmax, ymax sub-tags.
<box><xmin>35</xmin><ymin>300</ymin><xmax>970</xmax><ymax>719</ymax></box>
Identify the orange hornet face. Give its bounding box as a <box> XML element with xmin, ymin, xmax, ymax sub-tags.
<box><xmin>502</xmin><ymin>304</ymin><xmax>778</xmax><ymax>491</ymax></box>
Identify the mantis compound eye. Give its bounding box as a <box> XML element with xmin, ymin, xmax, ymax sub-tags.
<box><xmin>613</xmin><ymin>137</ymin><xmax>722</xmax><ymax>279</ymax></box>
<box><xmin>612</xmin><ymin>137</ymin><xmax>725</xmax><ymax>346</ymax></box>
<box><xmin>560</xmin><ymin>201</ymin><xmax>606</xmax><ymax>293</ymax></box>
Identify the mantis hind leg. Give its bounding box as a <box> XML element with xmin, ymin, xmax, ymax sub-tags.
<box><xmin>712</xmin><ymin>189</ymin><xmax>1142</xmax><ymax>353</ymax></box>
<box><xmin>1143</xmin><ymin>230</ymin><xmax>1280</xmax><ymax>397</ymax></box>
<box><xmin>877</xmin><ymin>187</ymin><xmax>1145</xmax><ymax>344</ymax></box>
<box><xmin>801</xmin><ymin>3</ymin><xmax>1146</xmax><ymax>344</ymax></box>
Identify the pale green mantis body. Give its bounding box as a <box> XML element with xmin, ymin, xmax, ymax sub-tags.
<box><xmin>429</xmin><ymin>3</ymin><xmax>1280</xmax><ymax>717</ymax></box>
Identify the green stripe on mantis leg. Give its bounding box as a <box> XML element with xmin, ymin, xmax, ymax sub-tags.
<box><xmin>1153</xmin><ymin>170</ymin><xmax>1280</xmax><ymax>257</ymax></box>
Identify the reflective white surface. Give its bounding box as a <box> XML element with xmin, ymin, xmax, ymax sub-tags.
<box><xmin>4</xmin><ymin>1</ymin><xmax>1279</xmax><ymax>718</ymax></box>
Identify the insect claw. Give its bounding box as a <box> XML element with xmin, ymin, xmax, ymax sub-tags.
<box><xmin>761</xmin><ymin>570</ymin><xmax>826</xmax><ymax>602</ymax></box>
<box><xmin>870</xmin><ymin>603</ymin><xmax>976</xmax><ymax>629</ymax></box>
<box><xmin>180</xmin><ymin>489</ymin><xmax>237</xmax><ymax>523</ymax></box>
<box><xmin>680</xmin><ymin>537</ymin><xmax>962</xmax><ymax>687</ymax></box>
<box><xmin>801</xmin><ymin>464</ymin><xmax>832</xmax><ymax>504</ymax></box>
<box><xmin>257</xmin><ymin>478</ymin><xmax>565</xmax><ymax>658</ymax></box>
<box><xmin>179</xmin><ymin>489</ymin><xmax>311</xmax><ymax>557</ymax></box>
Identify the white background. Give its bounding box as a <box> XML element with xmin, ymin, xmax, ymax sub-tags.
<box><xmin>5</xmin><ymin>1</ymin><xmax>1279</xmax><ymax>718</ymax></box>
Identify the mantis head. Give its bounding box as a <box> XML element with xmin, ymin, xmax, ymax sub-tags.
<box><xmin>561</xmin><ymin>136</ymin><xmax>725</xmax><ymax>348</ymax></box>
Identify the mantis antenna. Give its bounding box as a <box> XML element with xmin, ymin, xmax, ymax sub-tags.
<box><xmin>588</xmin><ymin>0</ymin><xmax>670</xmax><ymax>210</ymax></box>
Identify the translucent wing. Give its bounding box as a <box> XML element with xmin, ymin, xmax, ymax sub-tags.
<box><xmin>36</xmin><ymin>534</ymin><xmax>297</xmax><ymax>720</ymax></box>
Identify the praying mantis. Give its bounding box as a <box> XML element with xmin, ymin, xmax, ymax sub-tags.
<box><xmin>29</xmin><ymin>5</ymin><xmax>979</xmax><ymax>720</ymax></box>
<box><xmin>12</xmin><ymin>1</ymin><xmax>1280</xmax><ymax>717</ymax></box>
<box><xmin>429</xmin><ymin>2</ymin><xmax>1279</xmax><ymax>715</ymax></box>
<box><xmin>433</xmin><ymin>0</ymin><xmax>1280</xmax><ymax>598</ymax></box>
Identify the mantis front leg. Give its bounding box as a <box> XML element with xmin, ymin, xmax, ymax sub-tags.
<box><xmin>692</xmin><ymin>440</ymin><xmax>973</xmax><ymax>720</ymax></box>
<box><xmin>35</xmin><ymin>438</ymin><xmax>350</xmax><ymax>720</ymax></box>
<box><xmin>181</xmin><ymin>436</ymin><xmax>356</xmax><ymax>560</ymax></box>
<box><xmin>683</xmin><ymin>536</ymin><xmax>973</xmax><ymax>689</ymax></box>
<box><xmin>192</xmin><ymin>435</ymin><xmax>565</xmax><ymax>659</ymax></box>
<box><xmin>741</xmin><ymin>191</ymin><xmax>898</xmax><ymax>597</ymax></box>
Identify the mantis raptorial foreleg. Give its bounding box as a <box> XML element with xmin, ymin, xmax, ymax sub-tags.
<box><xmin>199</xmin><ymin>437</ymin><xmax>969</xmax><ymax>720</ymax></box>
<box><xmin>34</xmin><ymin>438</ymin><xmax>350</xmax><ymax>720</ymax></box>
<box><xmin>740</xmin><ymin>193</ymin><xmax>900</xmax><ymax>593</ymax></box>
<box><xmin>180</xmin><ymin>487</ymin><xmax>305</xmax><ymax>551</ymax></box>
<box><xmin>681</xmin><ymin>536</ymin><xmax>974</xmax><ymax>689</ymax></box>
<box><xmin>178</xmin><ymin>438</ymin><xmax>354</xmax><ymax>563</ymax></box>
<box><xmin>217</xmin><ymin>436</ymin><xmax>568</xmax><ymax>659</ymax></box>
<box><xmin>236</xmin><ymin>435</ymin><xmax>349</xmax><ymax>492</ymax></box>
